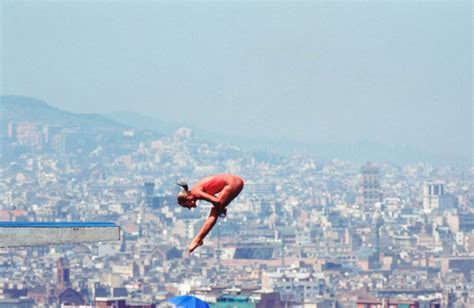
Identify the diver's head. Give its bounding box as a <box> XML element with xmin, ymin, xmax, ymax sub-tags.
<box><xmin>176</xmin><ymin>181</ymin><xmax>196</xmax><ymax>209</ymax></box>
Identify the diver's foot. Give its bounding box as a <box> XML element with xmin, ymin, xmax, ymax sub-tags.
<box><xmin>188</xmin><ymin>240</ymin><xmax>203</xmax><ymax>253</ymax></box>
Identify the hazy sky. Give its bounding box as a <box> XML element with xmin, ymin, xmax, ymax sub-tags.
<box><xmin>1</xmin><ymin>1</ymin><xmax>472</xmax><ymax>159</ymax></box>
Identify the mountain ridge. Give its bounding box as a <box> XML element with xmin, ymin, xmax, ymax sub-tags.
<box><xmin>104</xmin><ymin>110</ymin><xmax>470</xmax><ymax>166</ymax></box>
<box><xmin>1</xmin><ymin>96</ymin><xmax>469</xmax><ymax>166</ymax></box>
<box><xmin>0</xmin><ymin>95</ymin><xmax>129</xmax><ymax>134</ymax></box>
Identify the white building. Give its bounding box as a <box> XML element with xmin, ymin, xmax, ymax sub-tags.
<box><xmin>423</xmin><ymin>181</ymin><xmax>455</xmax><ymax>213</ymax></box>
<box><xmin>262</xmin><ymin>268</ymin><xmax>326</xmax><ymax>303</ymax></box>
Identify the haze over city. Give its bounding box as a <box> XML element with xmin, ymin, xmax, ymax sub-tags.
<box><xmin>0</xmin><ymin>2</ymin><xmax>473</xmax><ymax>307</ymax></box>
<box><xmin>1</xmin><ymin>1</ymin><xmax>471</xmax><ymax>163</ymax></box>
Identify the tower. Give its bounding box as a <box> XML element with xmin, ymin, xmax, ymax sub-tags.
<box><xmin>57</xmin><ymin>257</ymin><xmax>70</xmax><ymax>288</ymax></box>
<box><xmin>357</xmin><ymin>162</ymin><xmax>382</xmax><ymax>207</ymax></box>
<box><xmin>144</xmin><ymin>182</ymin><xmax>155</xmax><ymax>206</ymax></box>
<box><xmin>7</xmin><ymin>122</ymin><xmax>17</xmax><ymax>141</ymax></box>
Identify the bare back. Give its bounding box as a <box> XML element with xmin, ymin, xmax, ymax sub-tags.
<box><xmin>195</xmin><ymin>174</ymin><xmax>244</xmax><ymax>197</ymax></box>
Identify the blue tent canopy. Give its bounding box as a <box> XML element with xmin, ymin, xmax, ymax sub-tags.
<box><xmin>168</xmin><ymin>295</ymin><xmax>209</xmax><ymax>308</ymax></box>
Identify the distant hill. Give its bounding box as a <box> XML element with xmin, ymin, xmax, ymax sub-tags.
<box><xmin>105</xmin><ymin>111</ymin><xmax>180</xmax><ymax>135</ymax></box>
<box><xmin>104</xmin><ymin>110</ymin><xmax>470</xmax><ymax>166</ymax></box>
<box><xmin>0</xmin><ymin>96</ymin><xmax>129</xmax><ymax>134</ymax></box>
<box><xmin>1</xmin><ymin>96</ymin><xmax>467</xmax><ymax>166</ymax></box>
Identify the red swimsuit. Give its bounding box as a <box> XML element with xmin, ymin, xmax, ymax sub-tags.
<box><xmin>201</xmin><ymin>175</ymin><xmax>228</xmax><ymax>195</ymax></box>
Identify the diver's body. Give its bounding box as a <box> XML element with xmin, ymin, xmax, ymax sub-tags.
<box><xmin>177</xmin><ymin>174</ymin><xmax>244</xmax><ymax>253</ymax></box>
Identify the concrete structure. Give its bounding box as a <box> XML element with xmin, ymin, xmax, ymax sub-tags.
<box><xmin>95</xmin><ymin>297</ymin><xmax>156</xmax><ymax>308</ymax></box>
<box><xmin>0</xmin><ymin>222</ymin><xmax>120</xmax><ymax>247</ymax></box>
<box><xmin>0</xmin><ymin>297</ymin><xmax>34</xmax><ymax>308</ymax></box>
<box><xmin>144</xmin><ymin>182</ymin><xmax>155</xmax><ymax>206</ymax></box>
<box><xmin>423</xmin><ymin>181</ymin><xmax>455</xmax><ymax>212</ymax></box>
<box><xmin>357</xmin><ymin>162</ymin><xmax>382</xmax><ymax>207</ymax></box>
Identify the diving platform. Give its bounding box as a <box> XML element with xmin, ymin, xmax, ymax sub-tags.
<box><xmin>0</xmin><ymin>222</ymin><xmax>121</xmax><ymax>247</ymax></box>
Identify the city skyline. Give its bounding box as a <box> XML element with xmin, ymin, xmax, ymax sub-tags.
<box><xmin>1</xmin><ymin>95</ymin><xmax>469</xmax><ymax>166</ymax></box>
<box><xmin>0</xmin><ymin>2</ymin><xmax>473</xmax><ymax>306</ymax></box>
<box><xmin>0</xmin><ymin>103</ymin><xmax>472</xmax><ymax>306</ymax></box>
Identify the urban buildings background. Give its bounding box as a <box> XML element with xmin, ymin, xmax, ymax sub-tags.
<box><xmin>0</xmin><ymin>97</ymin><xmax>472</xmax><ymax>307</ymax></box>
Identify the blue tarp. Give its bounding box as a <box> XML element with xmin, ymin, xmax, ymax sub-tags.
<box><xmin>168</xmin><ymin>295</ymin><xmax>209</xmax><ymax>308</ymax></box>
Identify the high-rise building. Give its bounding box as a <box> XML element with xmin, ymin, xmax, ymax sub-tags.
<box><xmin>57</xmin><ymin>257</ymin><xmax>70</xmax><ymax>288</ymax></box>
<box><xmin>144</xmin><ymin>182</ymin><xmax>155</xmax><ymax>206</ymax></box>
<box><xmin>16</xmin><ymin>122</ymin><xmax>42</xmax><ymax>148</ymax></box>
<box><xmin>7</xmin><ymin>122</ymin><xmax>17</xmax><ymax>141</ymax></box>
<box><xmin>43</xmin><ymin>125</ymin><xmax>61</xmax><ymax>145</ymax></box>
<box><xmin>357</xmin><ymin>162</ymin><xmax>382</xmax><ymax>207</ymax></box>
<box><xmin>51</xmin><ymin>132</ymin><xmax>66</xmax><ymax>154</ymax></box>
<box><xmin>423</xmin><ymin>181</ymin><xmax>455</xmax><ymax>212</ymax></box>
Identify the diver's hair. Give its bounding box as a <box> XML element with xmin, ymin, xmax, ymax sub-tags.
<box><xmin>176</xmin><ymin>181</ymin><xmax>189</xmax><ymax>191</ymax></box>
<box><xmin>176</xmin><ymin>181</ymin><xmax>189</xmax><ymax>205</ymax></box>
